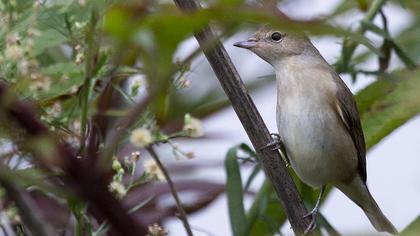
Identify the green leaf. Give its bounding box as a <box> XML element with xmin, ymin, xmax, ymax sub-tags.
<box><xmin>32</xmin><ymin>28</ymin><xmax>68</xmax><ymax>56</ymax></box>
<box><xmin>0</xmin><ymin>167</ymin><xmax>67</xmax><ymax>198</ymax></box>
<box><xmin>247</xmin><ymin>180</ymin><xmax>285</xmax><ymax>236</ymax></box>
<box><xmin>395</xmin><ymin>15</ymin><xmax>420</xmax><ymax>63</ymax></box>
<box><xmin>347</xmin><ymin>31</ymin><xmax>383</xmax><ymax>57</ymax></box>
<box><xmin>244</xmin><ymin>163</ymin><xmax>261</xmax><ymax>192</ymax></box>
<box><xmin>42</xmin><ymin>62</ymin><xmax>82</xmax><ymax>75</ymax></box>
<box><xmin>361</xmin><ymin>20</ymin><xmax>390</xmax><ymax>39</ymax></box>
<box><xmin>35</xmin><ymin>67</ymin><xmax>83</xmax><ymax>101</ymax></box>
<box><xmin>111</xmin><ymin>83</ymin><xmax>136</xmax><ymax>105</ymax></box>
<box><xmin>391</xmin><ymin>41</ymin><xmax>417</xmax><ymax>69</ymax></box>
<box><xmin>361</xmin><ymin>21</ymin><xmax>416</xmax><ymax>68</ymax></box>
<box><xmin>356</xmin><ymin>0</ymin><xmax>369</xmax><ymax>11</ymax></box>
<box><xmin>225</xmin><ymin>146</ymin><xmax>248</xmax><ymax>236</ymax></box>
<box><xmin>239</xmin><ymin>143</ymin><xmax>257</xmax><ymax>157</ymax></box>
<box><xmin>358</xmin><ymin>68</ymin><xmax>420</xmax><ymax>148</ymax></box>
<box><xmin>401</xmin><ymin>216</ymin><xmax>420</xmax><ymax>236</ymax></box>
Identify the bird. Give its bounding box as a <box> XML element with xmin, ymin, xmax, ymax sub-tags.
<box><xmin>234</xmin><ymin>25</ymin><xmax>397</xmax><ymax>234</ymax></box>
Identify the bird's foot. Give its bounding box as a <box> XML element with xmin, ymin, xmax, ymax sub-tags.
<box><xmin>237</xmin><ymin>156</ymin><xmax>257</xmax><ymax>164</ymax></box>
<box><xmin>303</xmin><ymin>207</ymin><xmax>319</xmax><ymax>234</ymax></box>
<box><xmin>259</xmin><ymin>133</ymin><xmax>283</xmax><ymax>151</ymax></box>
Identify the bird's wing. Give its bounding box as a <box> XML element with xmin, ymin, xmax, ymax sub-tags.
<box><xmin>331</xmin><ymin>71</ymin><xmax>367</xmax><ymax>183</ymax></box>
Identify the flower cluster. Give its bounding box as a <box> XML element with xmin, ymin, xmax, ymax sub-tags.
<box><xmin>108</xmin><ymin>181</ymin><xmax>127</xmax><ymax>200</ymax></box>
<box><xmin>125</xmin><ymin>151</ymin><xmax>141</xmax><ymax>168</ymax></box>
<box><xmin>108</xmin><ymin>157</ymin><xmax>127</xmax><ymax>199</ymax></box>
<box><xmin>130</xmin><ymin>128</ymin><xmax>153</xmax><ymax>148</ymax></box>
<box><xmin>143</xmin><ymin>159</ymin><xmax>165</xmax><ymax>181</ymax></box>
<box><xmin>183</xmin><ymin>113</ymin><xmax>204</xmax><ymax>137</ymax></box>
<box><xmin>147</xmin><ymin>223</ymin><xmax>168</xmax><ymax>236</ymax></box>
<box><xmin>75</xmin><ymin>44</ymin><xmax>85</xmax><ymax>65</ymax></box>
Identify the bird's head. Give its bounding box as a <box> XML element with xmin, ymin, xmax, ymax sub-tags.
<box><xmin>234</xmin><ymin>25</ymin><xmax>315</xmax><ymax>65</ymax></box>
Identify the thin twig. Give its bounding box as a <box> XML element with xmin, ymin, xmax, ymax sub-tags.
<box><xmin>80</xmin><ymin>10</ymin><xmax>99</xmax><ymax>155</ymax></box>
<box><xmin>146</xmin><ymin>146</ymin><xmax>193</xmax><ymax>236</ymax></box>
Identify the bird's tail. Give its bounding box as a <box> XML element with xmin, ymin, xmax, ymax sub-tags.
<box><xmin>335</xmin><ymin>175</ymin><xmax>398</xmax><ymax>235</ymax></box>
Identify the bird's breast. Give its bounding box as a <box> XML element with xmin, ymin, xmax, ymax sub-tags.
<box><xmin>276</xmin><ymin>78</ymin><xmax>358</xmax><ymax>187</ymax></box>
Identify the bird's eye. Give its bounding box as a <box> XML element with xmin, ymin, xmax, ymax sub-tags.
<box><xmin>271</xmin><ymin>32</ymin><xmax>282</xmax><ymax>41</ymax></box>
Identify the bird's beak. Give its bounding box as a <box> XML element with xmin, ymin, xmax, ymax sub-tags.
<box><xmin>233</xmin><ymin>38</ymin><xmax>257</xmax><ymax>49</ymax></box>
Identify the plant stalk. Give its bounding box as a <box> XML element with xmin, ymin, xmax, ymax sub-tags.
<box><xmin>147</xmin><ymin>146</ymin><xmax>194</xmax><ymax>236</ymax></box>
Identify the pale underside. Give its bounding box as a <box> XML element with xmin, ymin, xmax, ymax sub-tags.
<box><xmin>275</xmin><ymin>59</ymin><xmax>358</xmax><ymax>188</ymax></box>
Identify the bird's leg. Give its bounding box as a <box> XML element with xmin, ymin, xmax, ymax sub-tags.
<box><xmin>260</xmin><ymin>133</ymin><xmax>283</xmax><ymax>151</ymax></box>
<box><xmin>303</xmin><ymin>186</ymin><xmax>325</xmax><ymax>234</ymax></box>
<box><xmin>260</xmin><ymin>133</ymin><xmax>290</xmax><ymax>166</ymax></box>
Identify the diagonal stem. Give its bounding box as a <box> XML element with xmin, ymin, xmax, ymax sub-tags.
<box><xmin>172</xmin><ymin>0</ymin><xmax>311</xmax><ymax>234</ymax></box>
<box><xmin>146</xmin><ymin>146</ymin><xmax>193</xmax><ymax>236</ymax></box>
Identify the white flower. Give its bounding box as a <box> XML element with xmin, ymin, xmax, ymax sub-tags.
<box><xmin>61</xmin><ymin>75</ymin><xmax>70</xmax><ymax>81</ymax></box>
<box><xmin>70</xmin><ymin>85</ymin><xmax>79</xmax><ymax>93</ymax></box>
<box><xmin>6</xmin><ymin>32</ymin><xmax>20</xmax><ymax>45</ymax></box>
<box><xmin>127</xmin><ymin>151</ymin><xmax>141</xmax><ymax>164</ymax></box>
<box><xmin>130</xmin><ymin>128</ymin><xmax>153</xmax><ymax>148</ymax></box>
<box><xmin>75</xmin><ymin>52</ymin><xmax>84</xmax><ymax>64</ymax></box>
<box><xmin>26</xmin><ymin>38</ymin><xmax>34</xmax><ymax>51</ymax></box>
<box><xmin>29</xmin><ymin>76</ymin><xmax>51</xmax><ymax>92</ymax></box>
<box><xmin>183</xmin><ymin>114</ymin><xmax>203</xmax><ymax>137</ymax></box>
<box><xmin>143</xmin><ymin>159</ymin><xmax>165</xmax><ymax>181</ymax></box>
<box><xmin>131</xmin><ymin>151</ymin><xmax>141</xmax><ymax>161</ymax></box>
<box><xmin>124</xmin><ymin>151</ymin><xmax>140</xmax><ymax>167</ymax></box>
<box><xmin>75</xmin><ymin>44</ymin><xmax>83</xmax><ymax>52</ymax></box>
<box><xmin>17</xmin><ymin>59</ymin><xmax>38</xmax><ymax>76</ymax></box>
<box><xmin>33</xmin><ymin>0</ymin><xmax>41</xmax><ymax>10</ymax></box>
<box><xmin>47</xmin><ymin>102</ymin><xmax>62</xmax><ymax>117</ymax></box>
<box><xmin>147</xmin><ymin>223</ymin><xmax>168</xmax><ymax>236</ymax></box>
<box><xmin>5</xmin><ymin>45</ymin><xmax>23</xmax><ymax>60</ymax></box>
<box><xmin>71</xmin><ymin>119</ymin><xmax>81</xmax><ymax>134</ymax></box>
<box><xmin>65</xmin><ymin>135</ymin><xmax>79</xmax><ymax>148</ymax></box>
<box><xmin>27</xmin><ymin>28</ymin><xmax>40</xmax><ymax>38</ymax></box>
<box><xmin>75</xmin><ymin>21</ymin><xmax>87</xmax><ymax>29</ymax></box>
<box><xmin>108</xmin><ymin>181</ymin><xmax>127</xmax><ymax>199</ymax></box>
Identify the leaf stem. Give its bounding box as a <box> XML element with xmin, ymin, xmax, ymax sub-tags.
<box><xmin>336</xmin><ymin>0</ymin><xmax>388</xmax><ymax>73</ymax></box>
<box><xmin>146</xmin><ymin>146</ymin><xmax>193</xmax><ymax>236</ymax></box>
<box><xmin>80</xmin><ymin>10</ymin><xmax>98</xmax><ymax>154</ymax></box>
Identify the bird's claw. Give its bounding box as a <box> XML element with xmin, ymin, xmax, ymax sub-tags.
<box><xmin>237</xmin><ymin>156</ymin><xmax>257</xmax><ymax>164</ymax></box>
<box><xmin>259</xmin><ymin>133</ymin><xmax>283</xmax><ymax>151</ymax></box>
<box><xmin>303</xmin><ymin>208</ymin><xmax>319</xmax><ymax>235</ymax></box>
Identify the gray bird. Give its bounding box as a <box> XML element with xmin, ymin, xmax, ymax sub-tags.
<box><xmin>234</xmin><ymin>26</ymin><xmax>397</xmax><ymax>234</ymax></box>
